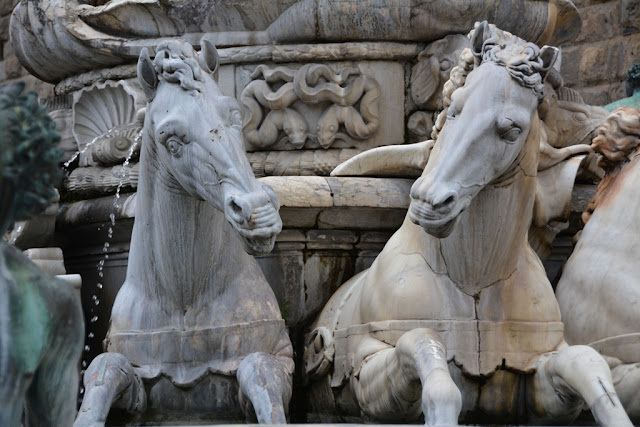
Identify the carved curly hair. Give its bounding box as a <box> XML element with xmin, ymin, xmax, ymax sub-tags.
<box><xmin>592</xmin><ymin>107</ymin><xmax>640</xmax><ymax>168</ymax></box>
<box><xmin>0</xmin><ymin>82</ymin><xmax>61</xmax><ymax>222</ymax></box>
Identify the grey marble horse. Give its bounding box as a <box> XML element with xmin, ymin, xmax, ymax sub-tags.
<box><xmin>75</xmin><ymin>39</ymin><xmax>293</xmax><ymax>426</ymax></box>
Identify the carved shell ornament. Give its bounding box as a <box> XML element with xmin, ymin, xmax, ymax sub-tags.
<box><xmin>72</xmin><ymin>81</ymin><xmax>144</xmax><ymax>166</ymax></box>
<box><xmin>240</xmin><ymin>64</ymin><xmax>381</xmax><ymax>150</ymax></box>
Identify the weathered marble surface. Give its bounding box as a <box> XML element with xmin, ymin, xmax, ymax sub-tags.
<box><xmin>76</xmin><ymin>39</ymin><xmax>293</xmax><ymax>426</ymax></box>
<box><xmin>304</xmin><ymin>23</ymin><xmax>632</xmax><ymax>426</ymax></box>
<box><xmin>556</xmin><ymin>107</ymin><xmax>640</xmax><ymax>422</ymax></box>
<box><xmin>10</xmin><ymin>0</ymin><xmax>581</xmax><ymax>83</ymax></box>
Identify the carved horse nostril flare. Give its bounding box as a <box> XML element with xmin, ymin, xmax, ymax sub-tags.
<box><xmin>226</xmin><ymin>195</ymin><xmax>251</xmax><ymax>224</ymax></box>
<box><xmin>429</xmin><ymin>190</ymin><xmax>458</xmax><ymax>210</ymax></box>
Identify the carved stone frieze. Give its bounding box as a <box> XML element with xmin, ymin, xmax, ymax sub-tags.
<box><xmin>65</xmin><ymin>163</ymin><xmax>139</xmax><ymax>195</ymax></box>
<box><xmin>239</xmin><ymin>62</ymin><xmax>403</xmax><ymax>151</ymax></box>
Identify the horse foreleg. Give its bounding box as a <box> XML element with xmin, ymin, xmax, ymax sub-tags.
<box><xmin>237</xmin><ymin>352</ymin><xmax>293</xmax><ymax>423</ymax></box>
<box><xmin>353</xmin><ymin>328</ymin><xmax>461</xmax><ymax>425</ymax></box>
<box><xmin>74</xmin><ymin>353</ymin><xmax>146</xmax><ymax>427</ymax></box>
<box><xmin>609</xmin><ymin>362</ymin><xmax>640</xmax><ymax>423</ymax></box>
<box><xmin>529</xmin><ymin>345</ymin><xmax>632</xmax><ymax>426</ymax></box>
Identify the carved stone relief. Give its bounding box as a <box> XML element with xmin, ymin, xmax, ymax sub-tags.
<box><xmin>240</xmin><ymin>63</ymin><xmax>382</xmax><ymax>150</ymax></box>
<box><xmin>66</xmin><ymin>163</ymin><xmax>139</xmax><ymax>195</ymax></box>
<box><xmin>72</xmin><ymin>80</ymin><xmax>144</xmax><ymax>167</ymax></box>
<box><xmin>238</xmin><ymin>61</ymin><xmax>403</xmax><ymax>151</ymax></box>
<box><xmin>410</xmin><ymin>34</ymin><xmax>469</xmax><ymax>111</ymax></box>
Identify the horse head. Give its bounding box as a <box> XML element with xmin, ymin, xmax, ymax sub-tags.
<box><xmin>137</xmin><ymin>38</ymin><xmax>282</xmax><ymax>254</ymax></box>
<box><xmin>409</xmin><ymin>22</ymin><xmax>558</xmax><ymax>238</ymax></box>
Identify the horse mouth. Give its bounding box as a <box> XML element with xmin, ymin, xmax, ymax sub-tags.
<box><xmin>225</xmin><ymin>197</ymin><xmax>282</xmax><ymax>255</ymax></box>
<box><xmin>408</xmin><ymin>199</ymin><xmax>466</xmax><ymax>238</ymax></box>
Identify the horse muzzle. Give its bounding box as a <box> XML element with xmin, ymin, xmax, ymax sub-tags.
<box><xmin>224</xmin><ymin>184</ymin><xmax>282</xmax><ymax>255</ymax></box>
<box><xmin>409</xmin><ymin>178</ymin><xmax>465</xmax><ymax>238</ymax></box>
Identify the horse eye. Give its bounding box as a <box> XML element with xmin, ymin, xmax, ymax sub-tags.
<box><xmin>500</xmin><ymin>127</ymin><xmax>521</xmax><ymax>142</ymax></box>
<box><xmin>167</xmin><ymin>137</ymin><xmax>183</xmax><ymax>155</ymax></box>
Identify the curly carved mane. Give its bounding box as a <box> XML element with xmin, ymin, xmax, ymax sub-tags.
<box><xmin>582</xmin><ymin>107</ymin><xmax>640</xmax><ymax>224</ymax></box>
<box><xmin>592</xmin><ymin>107</ymin><xmax>640</xmax><ymax>168</ymax></box>
<box><xmin>153</xmin><ymin>40</ymin><xmax>207</xmax><ymax>92</ymax></box>
<box><xmin>431</xmin><ymin>23</ymin><xmax>548</xmax><ymax>142</ymax></box>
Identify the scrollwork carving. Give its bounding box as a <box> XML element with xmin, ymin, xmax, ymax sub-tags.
<box><xmin>240</xmin><ymin>64</ymin><xmax>381</xmax><ymax>150</ymax></box>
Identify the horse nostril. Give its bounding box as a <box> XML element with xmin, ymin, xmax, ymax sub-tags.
<box><xmin>431</xmin><ymin>190</ymin><xmax>458</xmax><ymax>210</ymax></box>
<box><xmin>226</xmin><ymin>196</ymin><xmax>250</xmax><ymax>224</ymax></box>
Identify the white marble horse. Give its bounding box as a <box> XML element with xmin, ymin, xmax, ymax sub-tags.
<box><xmin>556</xmin><ymin>106</ymin><xmax>640</xmax><ymax>422</ymax></box>
<box><xmin>75</xmin><ymin>39</ymin><xmax>293</xmax><ymax>426</ymax></box>
<box><xmin>303</xmin><ymin>22</ymin><xmax>632</xmax><ymax>426</ymax></box>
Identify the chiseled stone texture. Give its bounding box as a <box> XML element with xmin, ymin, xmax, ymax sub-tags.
<box><xmin>561</xmin><ymin>0</ymin><xmax>640</xmax><ymax>105</ymax></box>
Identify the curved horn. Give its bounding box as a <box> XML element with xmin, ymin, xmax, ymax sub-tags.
<box><xmin>331</xmin><ymin>140</ymin><xmax>434</xmax><ymax>177</ymax></box>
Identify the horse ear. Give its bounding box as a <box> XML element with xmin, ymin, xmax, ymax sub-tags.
<box><xmin>200</xmin><ymin>37</ymin><xmax>220</xmax><ymax>81</ymax></box>
<box><xmin>539</xmin><ymin>46</ymin><xmax>560</xmax><ymax>75</ymax></box>
<box><xmin>471</xmin><ymin>21</ymin><xmax>490</xmax><ymax>59</ymax></box>
<box><xmin>138</xmin><ymin>48</ymin><xmax>157</xmax><ymax>101</ymax></box>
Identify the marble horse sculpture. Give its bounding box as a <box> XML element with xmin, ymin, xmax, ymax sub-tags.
<box><xmin>75</xmin><ymin>39</ymin><xmax>294</xmax><ymax>426</ymax></box>
<box><xmin>303</xmin><ymin>22</ymin><xmax>633</xmax><ymax>426</ymax></box>
<box><xmin>556</xmin><ymin>107</ymin><xmax>640</xmax><ymax>422</ymax></box>
<box><xmin>0</xmin><ymin>82</ymin><xmax>84</xmax><ymax>426</ymax></box>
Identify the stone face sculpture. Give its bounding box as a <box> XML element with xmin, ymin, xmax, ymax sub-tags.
<box><xmin>303</xmin><ymin>22</ymin><xmax>633</xmax><ymax>426</ymax></box>
<box><xmin>75</xmin><ymin>39</ymin><xmax>294</xmax><ymax>425</ymax></box>
<box><xmin>556</xmin><ymin>107</ymin><xmax>640</xmax><ymax>422</ymax></box>
<box><xmin>0</xmin><ymin>83</ymin><xmax>84</xmax><ymax>426</ymax></box>
<box><xmin>410</xmin><ymin>34</ymin><xmax>469</xmax><ymax>112</ymax></box>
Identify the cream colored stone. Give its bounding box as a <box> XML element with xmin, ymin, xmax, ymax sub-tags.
<box><xmin>260</xmin><ymin>176</ymin><xmax>333</xmax><ymax>207</ymax></box>
<box><xmin>304</xmin><ymin>23</ymin><xmax>632</xmax><ymax>426</ymax></box>
<box><xmin>556</xmin><ymin>108</ymin><xmax>640</xmax><ymax>422</ymax></box>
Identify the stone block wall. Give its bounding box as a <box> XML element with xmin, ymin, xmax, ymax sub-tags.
<box><xmin>561</xmin><ymin>0</ymin><xmax>640</xmax><ymax>105</ymax></box>
<box><xmin>0</xmin><ymin>0</ymin><xmax>54</xmax><ymax>96</ymax></box>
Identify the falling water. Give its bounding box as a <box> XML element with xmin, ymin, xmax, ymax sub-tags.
<box><xmin>79</xmin><ymin>128</ymin><xmax>143</xmax><ymax>402</ymax></box>
<box><xmin>64</xmin><ymin>124</ymin><xmax>141</xmax><ymax>168</ymax></box>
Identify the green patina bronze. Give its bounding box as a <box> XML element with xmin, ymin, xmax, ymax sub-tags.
<box><xmin>0</xmin><ymin>82</ymin><xmax>83</xmax><ymax>426</ymax></box>
<box><xmin>604</xmin><ymin>63</ymin><xmax>640</xmax><ymax>112</ymax></box>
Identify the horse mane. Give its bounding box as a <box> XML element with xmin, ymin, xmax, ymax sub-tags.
<box><xmin>431</xmin><ymin>23</ymin><xmax>547</xmax><ymax>141</ymax></box>
<box><xmin>583</xmin><ymin>107</ymin><xmax>640</xmax><ymax>224</ymax></box>
<box><xmin>153</xmin><ymin>40</ymin><xmax>207</xmax><ymax>92</ymax></box>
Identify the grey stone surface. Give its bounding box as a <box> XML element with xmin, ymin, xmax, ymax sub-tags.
<box><xmin>76</xmin><ymin>39</ymin><xmax>293</xmax><ymax>425</ymax></box>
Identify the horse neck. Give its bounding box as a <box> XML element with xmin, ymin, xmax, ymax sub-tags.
<box><xmin>421</xmin><ymin>117</ymin><xmax>541</xmax><ymax>295</ymax></box>
<box><xmin>126</xmin><ymin>136</ymin><xmax>250</xmax><ymax>308</ymax></box>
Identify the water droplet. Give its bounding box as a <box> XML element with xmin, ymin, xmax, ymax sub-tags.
<box><xmin>90</xmin><ymin>316</ymin><xmax>98</xmax><ymax>322</ymax></box>
<box><xmin>88</xmin><ymin>332</ymin><xmax>94</xmax><ymax>338</ymax></box>
<box><xmin>94</xmin><ymin>299</ymin><xmax>100</xmax><ymax>306</ymax></box>
<box><xmin>82</xmin><ymin>361</ymin><xmax>87</xmax><ymax>368</ymax></box>
<box><xmin>84</xmin><ymin>345</ymin><xmax>90</xmax><ymax>351</ymax></box>
<box><xmin>98</xmin><ymin>272</ymin><xmax>104</xmax><ymax>278</ymax></box>
<box><xmin>92</xmin><ymin>295</ymin><xmax>97</xmax><ymax>301</ymax></box>
<box><xmin>97</xmin><ymin>283</ymin><xmax>103</xmax><ymax>289</ymax></box>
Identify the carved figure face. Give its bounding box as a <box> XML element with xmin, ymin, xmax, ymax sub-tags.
<box><xmin>409</xmin><ymin>63</ymin><xmax>538</xmax><ymax>238</ymax></box>
<box><xmin>138</xmin><ymin>40</ymin><xmax>282</xmax><ymax>255</ymax></box>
